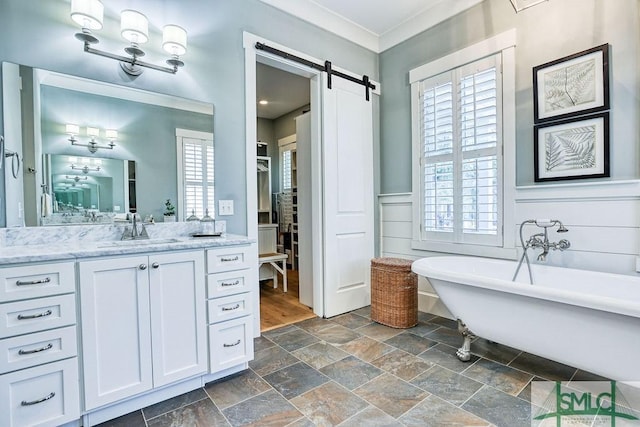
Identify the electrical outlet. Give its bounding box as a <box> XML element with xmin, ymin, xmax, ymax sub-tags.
<box><xmin>218</xmin><ymin>200</ymin><xmax>234</xmax><ymax>216</ymax></box>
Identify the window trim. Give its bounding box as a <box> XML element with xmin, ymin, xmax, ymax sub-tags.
<box><xmin>410</xmin><ymin>29</ymin><xmax>517</xmax><ymax>259</ymax></box>
<box><xmin>176</xmin><ymin>128</ymin><xmax>215</xmax><ymax>221</ymax></box>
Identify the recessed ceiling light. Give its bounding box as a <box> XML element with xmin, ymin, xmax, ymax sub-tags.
<box><xmin>258</xmin><ymin>100</ymin><xmax>268</xmax><ymax>105</ymax></box>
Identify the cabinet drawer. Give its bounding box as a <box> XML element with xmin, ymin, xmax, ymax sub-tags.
<box><xmin>0</xmin><ymin>326</ymin><xmax>77</xmax><ymax>374</ymax></box>
<box><xmin>208</xmin><ymin>293</ymin><xmax>251</xmax><ymax>324</ymax></box>
<box><xmin>209</xmin><ymin>316</ymin><xmax>253</xmax><ymax>373</ymax></box>
<box><xmin>0</xmin><ymin>294</ymin><xmax>76</xmax><ymax>339</ymax></box>
<box><xmin>207</xmin><ymin>245</ymin><xmax>251</xmax><ymax>274</ymax></box>
<box><xmin>0</xmin><ymin>262</ymin><xmax>75</xmax><ymax>303</ymax></box>
<box><xmin>207</xmin><ymin>270</ymin><xmax>250</xmax><ymax>298</ymax></box>
<box><xmin>0</xmin><ymin>357</ymin><xmax>80</xmax><ymax>427</ymax></box>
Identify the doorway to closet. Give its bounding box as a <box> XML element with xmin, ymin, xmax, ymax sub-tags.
<box><xmin>245</xmin><ymin>33</ymin><xmax>377</xmax><ymax>337</ymax></box>
<box><xmin>256</xmin><ymin>62</ymin><xmax>315</xmax><ymax>332</ymax></box>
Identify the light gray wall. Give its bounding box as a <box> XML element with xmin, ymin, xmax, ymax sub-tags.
<box><xmin>0</xmin><ymin>0</ymin><xmax>378</xmax><ymax>234</ymax></box>
<box><xmin>379</xmin><ymin>0</ymin><xmax>640</xmax><ymax>193</ymax></box>
<box><xmin>273</xmin><ymin>105</ymin><xmax>310</xmax><ymax>142</ymax></box>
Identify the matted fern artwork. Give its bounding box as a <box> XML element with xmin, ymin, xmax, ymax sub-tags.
<box><xmin>533</xmin><ymin>44</ymin><xmax>609</xmax><ymax>123</ymax></box>
<box><xmin>534</xmin><ymin>112</ymin><xmax>609</xmax><ymax>182</ymax></box>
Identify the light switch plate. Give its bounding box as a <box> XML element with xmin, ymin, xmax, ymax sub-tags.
<box><xmin>219</xmin><ymin>200</ymin><xmax>234</xmax><ymax>216</ymax></box>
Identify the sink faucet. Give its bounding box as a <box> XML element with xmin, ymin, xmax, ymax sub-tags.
<box><xmin>121</xmin><ymin>213</ymin><xmax>150</xmax><ymax>240</ymax></box>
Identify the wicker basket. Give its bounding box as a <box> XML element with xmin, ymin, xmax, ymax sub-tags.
<box><xmin>370</xmin><ymin>257</ymin><xmax>418</xmax><ymax>328</ymax></box>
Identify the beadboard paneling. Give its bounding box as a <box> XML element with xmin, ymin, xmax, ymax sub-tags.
<box><xmin>378</xmin><ymin>183</ymin><xmax>640</xmax><ymax>316</ymax></box>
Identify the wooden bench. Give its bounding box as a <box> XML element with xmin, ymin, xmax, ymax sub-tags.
<box><xmin>258</xmin><ymin>252</ymin><xmax>288</xmax><ymax>292</ymax></box>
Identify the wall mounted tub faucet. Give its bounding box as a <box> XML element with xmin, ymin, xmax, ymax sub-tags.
<box><xmin>512</xmin><ymin>219</ymin><xmax>571</xmax><ymax>284</ymax></box>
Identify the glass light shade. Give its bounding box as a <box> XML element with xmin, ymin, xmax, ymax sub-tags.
<box><xmin>105</xmin><ymin>129</ymin><xmax>118</xmax><ymax>140</ymax></box>
<box><xmin>65</xmin><ymin>124</ymin><xmax>80</xmax><ymax>135</ymax></box>
<box><xmin>121</xmin><ymin>9</ymin><xmax>149</xmax><ymax>44</ymax></box>
<box><xmin>70</xmin><ymin>0</ymin><xmax>104</xmax><ymax>30</ymax></box>
<box><xmin>86</xmin><ymin>127</ymin><xmax>100</xmax><ymax>138</ymax></box>
<box><xmin>162</xmin><ymin>25</ymin><xmax>187</xmax><ymax>56</ymax></box>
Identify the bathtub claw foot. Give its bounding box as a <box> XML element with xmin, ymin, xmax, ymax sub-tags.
<box><xmin>456</xmin><ymin>319</ymin><xmax>476</xmax><ymax>362</ymax></box>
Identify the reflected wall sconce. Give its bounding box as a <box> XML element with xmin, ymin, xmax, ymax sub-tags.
<box><xmin>509</xmin><ymin>0</ymin><xmax>548</xmax><ymax>12</ymax></box>
<box><xmin>70</xmin><ymin>158</ymin><xmax>102</xmax><ymax>174</ymax></box>
<box><xmin>71</xmin><ymin>164</ymin><xmax>101</xmax><ymax>174</ymax></box>
<box><xmin>70</xmin><ymin>0</ymin><xmax>187</xmax><ymax>75</ymax></box>
<box><xmin>66</xmin><ymin>175</ymin><xmax>89</xmax><ymax>183</ymax></box>
<box><xmin>66</xmin><ymin>123</ymin><xmax>117</xmax><ymax>153</ymax></box>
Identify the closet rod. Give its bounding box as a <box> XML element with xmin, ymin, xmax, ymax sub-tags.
<box><xmin>255</xmin><ymin>42</ymin><xmax>376</xmax><ymax>101</ymax></box>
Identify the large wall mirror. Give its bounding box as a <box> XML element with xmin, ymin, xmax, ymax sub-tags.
<box><xmin>1</xmin><ymin>62</ymin><xmax>214</xmax><ymax>227</ymax></box>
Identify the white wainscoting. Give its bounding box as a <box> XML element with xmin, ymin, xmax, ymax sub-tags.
<box><xmin>378</xmin><ymin>180</ymin><xmax>640</xmax><ymax>317</ymax></box>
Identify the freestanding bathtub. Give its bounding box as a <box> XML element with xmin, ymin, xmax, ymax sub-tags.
<box><xmin>412</xmin><ymin>256</ymin><xmax>640</xmax><ymax>383</ymax></box>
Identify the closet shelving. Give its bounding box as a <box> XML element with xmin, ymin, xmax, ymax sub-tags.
<box><xmin>257</xmin><ymin>156</ymin><xmax>271</xmax><ymax>224</ymax></box>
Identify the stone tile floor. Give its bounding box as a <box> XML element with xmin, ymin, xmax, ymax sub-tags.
<box><xmin>97</xmin><ymin>308</ymin><xmax>635</xmax><ymax>427</ymax></box>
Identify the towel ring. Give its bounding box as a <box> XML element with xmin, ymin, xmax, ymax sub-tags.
<box><xmin>5</xmin><ymin>150</ymin><xmax>20</xmax><ymax>179</ymax></box>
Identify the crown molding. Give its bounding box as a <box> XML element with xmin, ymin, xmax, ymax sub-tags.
<box><xmin>258</xmin><ymin>0</ymin><xmax>484</xmax><ymax>53</ymax></box>
<box><xmin>258</xmin><ymin>0</ymin><xmax>379</xmax><ymax>52</ymax></box>
<box><xmin>379</xmin><ymin>0</ymin><xmax>484</xmax><ymax>52</ymax></box>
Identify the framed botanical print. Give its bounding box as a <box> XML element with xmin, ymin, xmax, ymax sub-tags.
<box><xmin>533</xmin><ymin>44</ymin><xmax>609</xmax><ymax>123</ymax></box>
<box><xmin>534</xmin><ymin>112</ymin><xmax>609</xmax><ymax>182</ymax></box>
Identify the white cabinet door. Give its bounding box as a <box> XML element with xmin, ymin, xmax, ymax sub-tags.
<box><xmin>149</xmin><ymin>251</ymin><xmax>206</xmax><ymax>387</ymax></box>
<box><xmin>321</xmin><ymin>75</ymin><xmax>374</xmax><ymax>317</ymax></box>
<box><xmin>79</xmin><ymin>256</ymin><xmax>152</xmax><ymax>410</ymax></box>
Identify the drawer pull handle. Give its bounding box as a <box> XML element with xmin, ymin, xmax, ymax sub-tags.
<box><xmin>19</xmin><ymin>343</ymin><xmax>53</xmax><ymax>355</ymax></box>
<box><xmin>223</xmin><ymin>339</ymin><xmax>241</xmax><ymax>348</ymax></box>
<box><xmin>152</xmin><ymin>262</ymin><xmax>160</xmax><ymax>269</ymax></box>
<box><xmin>221</xmin><ymin>256</ymin><xmax>239</xmax><ymax>262</ymax></box>
<box><xmin>21</xmin><ymin>392</ymin><xmax>55</xmax><ymax>406</ymax></box>
<box><xmin>221</xmin><ymin>280</ymin><xmax>240</xmax><ymax>287</ymax></box>
<box><xmin>16</xmin><ymin>277</ymin><xmax>51</xmax><ymax>286</ymax></box>
<box><xmin>222</xmin><ymin>304</ymin><xmax>240</xmax><ymax>312</ymax></box>
<box><xmin>17</xmin><ymin>309</ymin><xmax>52</xmax><ymax>320</ymax></box>
<box><xmin>139</xmin><ymin>264</ymin><xmax>147</xmax><ymax>270</ymax></box>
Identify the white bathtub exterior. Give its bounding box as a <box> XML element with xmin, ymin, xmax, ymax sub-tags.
<box><xmin>412</xmin><ymin>256</ymin><xmax>640</xmax><ymax>383</ymax></box>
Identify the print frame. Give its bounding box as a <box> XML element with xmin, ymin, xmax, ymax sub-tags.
<box><xmin>534</xmin><ymin>112</ymin><xmax>609</xmax><ymax>182</ymax></box>
<box><xmin>533</xmin><ymin>44</ymin><xmax>609</xmax><ymax>123</ymax></box>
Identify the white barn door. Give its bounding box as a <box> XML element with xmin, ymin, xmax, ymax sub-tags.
<box><xmin>322</xmin><ymin>75</ymin><xmax>374</xmax><ymax>318</ymax></box>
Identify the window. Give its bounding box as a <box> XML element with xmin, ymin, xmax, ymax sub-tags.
<box><xmin>410</xmin><ymin>30</ymin><xmax>516</xmax><ymax>255</ymax></box>
<box><xmin>420</xmin><ymin>55</ymin><xmax>502</xmax><ymax>245</ymax></box>
<box><xmin>177</xmin><ymin>130</ymin><xmax>214</xmax><ymax>219</ymax></box>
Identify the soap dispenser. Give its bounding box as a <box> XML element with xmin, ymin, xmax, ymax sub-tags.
<box><xmin>200</xmin><ymin>208</ymin><xmax>216</xmax><ymax>235</ymax></box>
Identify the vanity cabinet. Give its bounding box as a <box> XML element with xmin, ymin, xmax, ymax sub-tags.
<box><xmin>206</xmin><ymin>245</ymin><xmax>254</xmax><ymax>373</ymax></box>
<box><xmin>0</xmin><ymin>261</ymin><xmax>79</xmax><ymax>427</ymax></box>
<box><xmin>79</xmin><ymin>250</ymin><xmax>207</xmax><ymax>410</ymax></box>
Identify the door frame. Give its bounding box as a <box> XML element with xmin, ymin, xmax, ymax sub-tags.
<box><xmin>244</xmin><ymin>33</ymin><xmax>325</xmax><ymax>332</ymax></box>
<box><xmin>243</xmin><ymin>32</ymin><xmax>380</xmax><ymax>332</ymax></box>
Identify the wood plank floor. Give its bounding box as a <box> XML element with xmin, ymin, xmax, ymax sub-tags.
<box><xmin>260</xmin><ymin>269</ymin><xmax>316</xmax><ymax>332</ymax></box>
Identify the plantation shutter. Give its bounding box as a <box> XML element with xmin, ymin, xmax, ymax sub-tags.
<box><xmin>181</xmin><ymin>136</ymin><xmax>214</xmax><ymax>218</ymax></box>
<box><xmin>420</xmin><ymin>54</ymin><xmax>502</xmax><ymax>246</ymax></box>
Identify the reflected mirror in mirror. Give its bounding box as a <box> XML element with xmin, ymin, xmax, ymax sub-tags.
<box><xmin>42</xmin><ymin>154</ymin><xmax>135</xmax><ymax>225</ymax></box>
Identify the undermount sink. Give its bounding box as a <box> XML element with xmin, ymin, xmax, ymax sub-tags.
<box><xmin>97</xmin><ymin>238</ymin><xmax>181</xmax><ymax>248</ymax></box>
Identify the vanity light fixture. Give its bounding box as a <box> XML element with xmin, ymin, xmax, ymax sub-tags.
<box><xmin>66</xmin><ymin>123</ymin><xmax>117</xmax><ymax>153</ymax></box>
<box><xmin>70</xmin><ymin>0</ymin><xmax>188</xmax><ymax>76</ymax></box>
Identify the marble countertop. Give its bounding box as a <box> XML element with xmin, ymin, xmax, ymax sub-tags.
<box><xmin>0</xmin><ymin>223</ymin><xmax>253</xmax><ymax>265</ymax></box>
